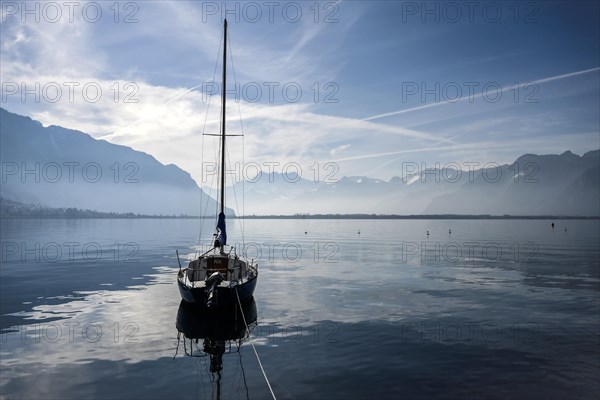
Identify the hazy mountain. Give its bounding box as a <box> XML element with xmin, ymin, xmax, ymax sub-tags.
<box><xmin>0</xmin><ymin>108</ymin><xmax>231</xmax><ymax>216</ymax></box>
<box><xmin>2</xmin><ymin>108</ymin><xmax>597</xmax><ymax>216</ymax></box>
<box><xmin>424</xmin><ymin>151</ymin><xmax>599</xmax><ymax>215</ymax></box>
<box><xmin>228</xmin><ymin>151</ymin><xmax>599</xmax><ymax>216</ymax></box>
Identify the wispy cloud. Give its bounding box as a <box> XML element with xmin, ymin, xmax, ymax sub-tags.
<box><xmin>1</xmin><ymin>1</ymin><xmax>598</xmax><ymax>184</ymax></box>
<box><xmin>330</xmin><ymin>143</ymin><xmax>350</xmax><ymax>156</ymax></box>
<box><xmin>362</xmin><ymin>67</ymin><xmax>600</xmax><ymax>122</ymax></box>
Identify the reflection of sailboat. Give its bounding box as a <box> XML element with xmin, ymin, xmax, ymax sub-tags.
<box><xmin>175</xmin><ymin>297</ymin><xmax>257</xmax><ymax>367</ymax></box>
<box><xmin>175</xmin><ymin>297</ymin><xmax>258</xmax><ymax>400</ymax></box>
<box><xmin>176</xmin><ymin>19</ymin><xmax>258</xmax><ymax>308</ymax></box>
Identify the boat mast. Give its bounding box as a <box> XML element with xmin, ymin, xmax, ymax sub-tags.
<box><xmin>219</xmin><ymin>19</ymin><xmax>227</xmax><ymax>215</ymax></box>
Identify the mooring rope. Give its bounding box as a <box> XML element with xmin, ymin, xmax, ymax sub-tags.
<box><xmin>235</xmin><ymin>289</ymin><xmax>277</xmax><ymax>400</ymax></box>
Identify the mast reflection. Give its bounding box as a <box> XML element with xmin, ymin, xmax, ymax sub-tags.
<box><xmin>174</xmin><ymin>297</ymin><xmax>258</xmax><ymax>398</ymax></box>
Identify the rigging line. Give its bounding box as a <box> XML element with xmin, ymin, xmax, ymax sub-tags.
<box><xmin>242</xmin><ymin>134</ymin><xmax>245</xmax><ymax>245</ymax></box>
<box><xmin>198</xmin><ymin>24</ymin><xmax>225</xmax><ymax>256</ymax></box>
<box><xmin>232</xmin><ymin>349</ymin><xmax>243</xmax><ymax>400</ymax></box>
<box><xmin>227</xmin><ymin>29</ymin><xmax>246</xmax><ymax>243</ymax></box>
<box><xmin>216</xmin><ymin>42</ymin><xmax>226</xmax><ymax>225</ymax></box>
<box><xmin>211</xmin><ymin>370</ymin><xmax>215</xmax><ymax>400</ymax></box>
<box><xmin>195</xmin><ymin>352</ymin><xmax>201</xmax><ymax>400</ymax></box>
<box><xmin>235</xmin><ymin>290</ymin><xmax>277</xmax><ymax>400</ymax></box>
<box><xmin>216</xmin><ymin>117</ymin><xmax>222</xmax><ymax>222</ymax></box>
<box><xmin>230</xmin><ymin>341</ymin><xmax>241</xmax><ymax>397</ymax></box>
<box><xmin>173</xmin><ymin>331</ymin><xmax>181</xmax><ymax>360</ymax></box>
<box><xmin>197</xmin><ymin>137</ymin><xmax>219</xmax><ymax>259</ymax></box>
<box><xmin>224</xmin><ymin>145</ymin><xmax>244</xmax><ymax>244</ymax></box>
<box><xmin>212</xmin><ymin>96</ymin><xmax>222</xmax><ymax>224</ymax></box>
<box><xmin>201</xmin><ymin>25</ymin><xmax>224</xmax><ymax>136</ymax></box>
<box><xmin>199</xmin><ymin>152</ymin><xmax>217</xmax><ymax>256</ymax></box>
<box><xmin>200</xmin><ymin>164</ymin><xmax>217</xmax><ymax>253</ymax></box>
<box><xmin>238</xmin><ymin>341</ymin><xmax>250</xmax><ymax>400</ymax></box>
<box><xmin>226</xmin><ymin>144</ymin><xmax>244</xmax><ymax>241</ymax></box>
<box><xmin>212</xmin><ymin>131</ymin><xmax>220</xmax><ymax>227</ymax></box>
<box><xmin>228</xmin><ymin>31</ymin><xmax>246</xmax><ymax>137</ymax></box>
<box><xmin>201</xmin><ymin>350</ymin><xmax>211</xmax><ymax>400</ymax></box>
<box><xmin>196</xmin><ymin>138</ymin><xmax>203</xmax><ymax>258</ymax></box>
<box><xmin>197</xmin><ymin>127</ymin><xmax>206</xmax><ymax>259</ymax></box>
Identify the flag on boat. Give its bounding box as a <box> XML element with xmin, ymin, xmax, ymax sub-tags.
<box><xmin>216</xmin><ymin>212</ymin><xmax>227</xmax><ymax>246</ymax></box>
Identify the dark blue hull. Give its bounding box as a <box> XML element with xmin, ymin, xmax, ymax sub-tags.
<box><xmin>178</xmin><ymin>274</ymin><xmax>257</xmax><ymax>309</ymax></box>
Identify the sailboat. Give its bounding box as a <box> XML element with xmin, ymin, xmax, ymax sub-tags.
<box><xmin>177</xmin><ymin>19</ymin><xmax>258</xmax><ymax>308</ymax></box>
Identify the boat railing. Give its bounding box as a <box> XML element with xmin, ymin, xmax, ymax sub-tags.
<box><xmin>181</xmin><ymin>245</ymin><xmax>253</xmax><ymax>286</ymax></box>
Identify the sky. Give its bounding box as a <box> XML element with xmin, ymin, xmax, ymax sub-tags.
<box><xmin>1</xmin><ymin>0</ymin><xmax>599</xmax><ymax>186</ymax></box>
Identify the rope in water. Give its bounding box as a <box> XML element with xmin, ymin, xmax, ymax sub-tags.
<box><xmin>235</xmin><ymin>289</ymin><xmax>277</xmax><ymax>400</ymax></box>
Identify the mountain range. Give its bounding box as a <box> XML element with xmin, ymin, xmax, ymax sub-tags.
<box><xmin>1</xmin><ymin>107</ymin><xmax>598</xmax><ymax>216</ymax></box>
<box><xmin>226</xmin><ymin>150</ymin><xmax>599</xmax><ymax>216</ymax></box>
<box><xmin>0</xmin><ymin>107</ymin><xmax>229</xmax><ymax>216</ymax></box>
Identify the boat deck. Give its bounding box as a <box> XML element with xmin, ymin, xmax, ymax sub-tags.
<box><xmin>179</xmin><ymin>273</ymin><xmax>235</xmax><ymax>288</ymax></box>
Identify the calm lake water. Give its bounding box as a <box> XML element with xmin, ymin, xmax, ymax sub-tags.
<box><xmin>1</xmin><ymin>218</ymin><xmax>599</xmax><ymax>399</ymax></box>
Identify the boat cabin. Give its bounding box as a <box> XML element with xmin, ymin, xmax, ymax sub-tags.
<box><xmin>184</xmin><ymin>254</ymin><xmax>252</xmax><ymax>285</ymax></box>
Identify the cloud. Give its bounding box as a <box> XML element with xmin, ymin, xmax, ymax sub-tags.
<box><xmin>330</xmin><ymin>144</ymin><xmax>350</xmax><ymax>156</ymax></box>
<box><xmin>362</xmin><ymin>67</ymin><xmax>600</xmax><ymax>122</ymax></box>
<box><xmin>2</xmin><ymin>2</ymin><xmax>598</xmax><ymax>184</ymax></box>
<box><xmin>3</xmin><ymin>1</ymin><xmax>440</xmax><ymax>183</ymax></box>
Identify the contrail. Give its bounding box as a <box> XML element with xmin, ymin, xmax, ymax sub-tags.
<box><xmin>362</xmin><ymin>136</ymin><xmax>457</xmax><ymax>175</ymax></box>
<box><xmin>331</xmin><ymin>137</ymin><xmax>461</xmax><ymax>163</ymax></box>
<box><xmin>363</xmin><ymin>67</ymin><xmax>600</xmax><ymax>122</ymax></box>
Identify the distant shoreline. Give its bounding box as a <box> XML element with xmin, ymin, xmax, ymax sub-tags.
<box><xmin>2</xmin><ymin>197</ymin><xmax>598</xmax><ymax>219</ymax></box>
<box><xmin>237</xmin><ymin>214</ymin><xmax>600</xmax><ymax>220</ymax></box>
<box><xmin>1</xmin><ymin>214</ymin><xmax>598</xmax><ymax>220</ymax></box>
